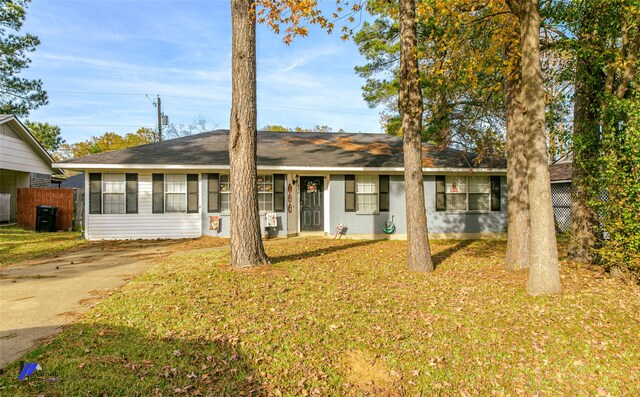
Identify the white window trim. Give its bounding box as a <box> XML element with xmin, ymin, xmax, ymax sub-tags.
<box><xmin>445</xmin><ymin>175</ymin><xmax>491</xmax><ymax>213</ymax></box>
<box><xmin>102</xmin><ymin>173</ymin><xmax>125</xmax><ymax>214</ymax></box>
<box><xmin>355</xmin><ymin>175</ymin><xmax>379</xmax><ymax>214</ymax></box>
<box><xmin>220</xmin><ymin>174</ymin><xmax>231</xmax><ymax>213</ymax></box>
<box><xmin>165</xmin><ymin>174</ymin><xmax>188</xmax><ymax>213</ymax></box>
<box><xmin>257</xmin><ymin>174</ymin><xmax>274</xmax><ymax>213</ymax></box>
<box><xmin>218</xmin><ymin>174</ymin><xmax>275</xmax><ymax>214</ymax></box>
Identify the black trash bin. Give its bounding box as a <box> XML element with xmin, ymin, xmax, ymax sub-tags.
<box><xmin>35</xmin><ymin>205</ymin><xmax>58</xmax><ymax>232</ymax></box>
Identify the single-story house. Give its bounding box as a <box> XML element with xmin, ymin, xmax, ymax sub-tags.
<box><xmin>0</xmin><ymin>114</ymin><xmax>61</xmax><ymax>223</ymax></box>
<box><xmin>54</xmin><ymin>130</ymin><xmax>508</xmax><ymax>240</ymax></box>
<box><xmin>549</xmin><ymin>159</ymin><xmax>572</xmax><ymax>232</ymax></box>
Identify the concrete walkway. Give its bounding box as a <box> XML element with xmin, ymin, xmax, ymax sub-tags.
<box><xmin>0</xmin><ymin>240</ymin><xmax>179</xmax><ymax>369</ymax></box>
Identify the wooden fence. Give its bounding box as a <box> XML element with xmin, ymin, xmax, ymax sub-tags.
<box><xmin>17</xmin><ymin>188</ymin><xmax>74</xmax><ymax>231</ymax></box>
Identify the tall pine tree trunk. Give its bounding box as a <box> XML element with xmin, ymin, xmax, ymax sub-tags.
<box><xmin>229</xmin><ymin>0</ymin><xmax>270</xmax><ymax>268</ymax></box>
<box><xmin>399</xmin><ymin>0</ymin><xmax>434</xmax><ymax>272</ymax></box>
<box><xmin>517</xmin><ymin>0</ymin><xmax>561</xmax><ymax>295</ymax></box>
<box><xmin>505</xmin><ymin>64</ymin><xmax>530</xmax><ymax>270</ymax></box>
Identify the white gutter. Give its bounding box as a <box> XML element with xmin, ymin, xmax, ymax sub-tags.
<box><xmin>53</xmin><ymin>163</ymin><xmax>506</xmax><ymax>173</ymax></box>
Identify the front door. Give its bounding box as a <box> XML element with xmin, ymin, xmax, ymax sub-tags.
<box><xmin>300</xmin><ymin>176</ymin><xmax>323</xmax><ymax>232</ymax></box>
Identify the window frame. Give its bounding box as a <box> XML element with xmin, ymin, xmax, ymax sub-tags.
<box><xmin>214</xmin><ymin>174</ymin><xmax>280</xmax><ymax>214</ymax></box>
<box><xmin>88</xmin><ymin>173</ymin><xmax>138</xmax><ymax>215</ymax></box>
<box><xmin>152</xmin><ymin>173</ymin><xmax>199</xmax><ymax>214</ymax></box>
<box><xmin>355</xmin><ymin>175</ymin><xmax>379</xmax><ymax>213</ymax></box>
<box><xmin>442</xmin><ymin>175</ymin><xmax>491</xmax><ymax>213</ymax></box>
<box><xmin>219</xmin><ymin>174</ymin><xmax>231</xmax><ymax>213</ymax></box>
<box><xmin>164</xmin><ymin>174</ymin><xmax>188</xmax><ymax>213</ymax></box>
<box><xmin>256</xmin><ymin>174</ymin><xmax>274</xmax><ymax>213</ymax></box>
<box><xmin>102</xmin><ymin>173</ymin><xmax>126</xmax><ymax>214</ymax></box>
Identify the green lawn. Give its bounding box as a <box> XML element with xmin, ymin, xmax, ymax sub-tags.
<box><xmin>0</xmin><ymin>226</ymin><xmax>85</xmax><ymax>267</ymax></box>
<box><xmin>1</xmin><ymin>238</ymin><xmax>639</xmax><ymax>396</ymax></box>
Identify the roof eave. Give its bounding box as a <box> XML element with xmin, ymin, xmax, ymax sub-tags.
<box><xmin>53</xmin><ymin>163</ymin><xmax>507</xmax><ymax>173</ymax></box>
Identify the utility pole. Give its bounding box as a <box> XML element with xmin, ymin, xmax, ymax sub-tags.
<box><xmin>156</xmin><ymin>95</ymin><xmax>163</xmax><ymax>142</ymax></box>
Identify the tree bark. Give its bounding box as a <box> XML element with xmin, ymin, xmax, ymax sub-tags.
<box><xmin>399</xmin><ymin>0</ymin><xmax>434</xmax><ymax>272</ymax></box>
<box><xmin>229</xmin><ymin>0</ymin><xmax>270</xmax><ymax>268</ymax></box>
<box><xmin>517</xmin><ymin>0</ymin><xmax>561</xmax><ymax>295</ymax></box>
<box><xmin>504</xmin><ymin>61</ymin><xmax>530</xmax><ymax>270</ymax></box>
<box><xmin>568</xmin><ymin>52</ymin><xmax>601</xmax><ymax>263</ymax></box>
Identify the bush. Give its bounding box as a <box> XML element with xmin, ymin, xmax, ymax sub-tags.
<box><xmin>591</xmin><ymin>93</ymin><xmax>640</xmax><ymax>278</ymax></box>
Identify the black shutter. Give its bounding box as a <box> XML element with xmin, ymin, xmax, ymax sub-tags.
<box><xmin>187</xmin><ymin>174</ymin><xmax>199</xmax><ymax>213</ymax></box>
<box><xmin>125</xmin><ymin>173</ymin><xmax>138</xmax><ymax>214</ymax></box>
<box><xmin>207</xmin><ymin>173</ymin><xmax>220</xmax><ymax>213</ymax></box>
<box><xmin>435</xmin><ymin>175</ymin><xmax>446</xmax><ymax>211</ymax></box>
<box><xmin>379</xmin><ymin>175</ymin><xmax>389</xmax><ymax>212</ymax></box>
<box><xmin>490</xmin><ymin>176</ymin><xmax>501</xmax><ymax>211</ymax></box>
<box><xmin>274</xmin><ymin>174</ymin><xmax>285</xmax><ymax>212</ymax></box>
<box><xmin>345</xmin><ymin>175</ymin><xmax>355</xmax><ymax>212</ymax></box>
<box><xmin>152</xmin><ymin>174</ymin><xmax>164</xmax><ymax>214</ymax></box>
<box><xmin>89</xmin><ymin>173</ymin><xmax>102</xmax><ymax>214</ymax></box>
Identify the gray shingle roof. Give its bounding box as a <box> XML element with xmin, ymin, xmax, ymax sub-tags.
<box><xmin>57</xmin><ymin>130</ymin><xmax>504</xmax><ymax>169</ymax></box>
<box><xmin>61</xmin><ymin>173</ymin><xmax>85</xmax><ymax>188</ymax></box>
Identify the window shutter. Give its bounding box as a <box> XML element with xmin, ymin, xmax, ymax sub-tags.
<box><xmin>152</xmin><ymin>174</ymin><xmax>164</xmax><ymax>213</ymax></box>
<box><xmin>187</xmin><ymin>174</ymin><xmax>199</xmax><ymax>213</ymax></box>
<box><xmin>274</xmin><ymin>174</ymin><xmax>285</xmax><ymax>212</ymax></box>
<box><xmin>490</xmin><ymin>176</ymin><xmax>501</xmax><ymax>211</ymax></box>
<box><xmin>89</xmin><ymin>173</ymin><xmax>102</xmax><ymax>214</ymax></box>
<box><xmin>379</xmin><ymin>175</ymin><xmax>390</xmax><ymax>212</ymax></box>
<box><xmin>345</xmin><ymin>175</ymin><xmax>355</xmax><ymax>212</ymax></box>
<box><xmin>435</xmin><ymin>175</ymin><xmax>446</xmax><ymax>211</ymax></box>
<box><xmin>125</xmin><ymin>173</ymin><xmax>138</xmax><ymax>214</ymax></box>
<box><xmin>207</xmin><ymin>173</ymin><xmax>220</xmax><ymax>213</ymax></box>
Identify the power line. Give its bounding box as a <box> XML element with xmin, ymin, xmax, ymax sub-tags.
<box><xmin>48</xmin><ymin>90</ymin><xmax>379</xmax><ymax>116</ymax></box>
<box><xmin>56</xmin><ymin>124</ymin><xmax>153</xmax><ymax>127</ymax></box>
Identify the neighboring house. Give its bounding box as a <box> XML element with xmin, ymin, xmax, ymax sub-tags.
<box><xmin>54</xmin><ymin>130</ymin><xmax>508</xmax><ymax>241</ymax></box>
<box><xmin>0</xmin><ymin>114</ymin><xmax>61</xmax><ymax>223</ymax></box>
<box><xmin>60</xmin><ymin>172</ymin><xmax>85</xmax><ymax>189</ymax></box>
<box><xmin>549</xmin><ymin>159</ymin><xmax>573</xmax><ymax>232</ymax></box>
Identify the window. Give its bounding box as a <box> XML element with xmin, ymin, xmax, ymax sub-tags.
<box><xmin>208</xmin><ymin>174</ymin><xmax>284</xmax><ymax>213</ymax></box>
<box><xmin>103</xmin><ymin>173</ymin><xmax>125</xmax><ymax>214</ymax></box>
<box><xmin>356</xmin><ymin>175</ymin><xmax>378</xmax><ymax>212</ymax></box>
<box><xmin>220</xmin><ymin>174</ymin><xmax>231</xmax><ymax>212</ymax></box>
<box><xmin>152</xmin><ymin>173</ymin><xmax>198</xmax><ymax>214</ymax></box>
<box><xmin>257</xmin><ymin>175</ymin><xmax>273</xmax><ymax>212</ymax></box>
<box><xmin>345</xmin><ymin>175</ymin><xmax>389</xmax><ymax>213</ymax></box>
<box><xmin>165</xmin><ymin>174</ymin><xmax>187</xmax><ymax>212</ymax></box>
<box><xmin>89</xmin><ymin>173</ymin><xmax>138</xmax><ymax>215</ymax></box>
<box><xmin>438</xmin><ymin>175</ymin><xmax>497</xmax><ymax>212</ymax></box>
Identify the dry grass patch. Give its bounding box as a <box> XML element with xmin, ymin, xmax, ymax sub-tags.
<box><xmin>0</xmin><ymin>226</ymin><xmax>85</xmax><ymax>267</ymax></box>
<box><xmin>1</xmin><ymin>238</ymin><xmax>639</xmax><ymax>396</ymax></box>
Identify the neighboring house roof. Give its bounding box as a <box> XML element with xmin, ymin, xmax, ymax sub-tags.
<box><xmin>60</xmin><ymin>172</ymin><xmax>85</xmax><ymax>188</ymax></box>
<box><xmin>0</xmin><ymin>114</ymin><xmax>62</xmax><ymax>174</ymax></box>
<box><xmin>549</xmin><ymin>162</ymin><xmax>572</xmax><ymax>183</ymax></box>
<box><xmin>56</xmin><ymin>130</ymin><xmax>506</xmax><ymax>171</ymax></box>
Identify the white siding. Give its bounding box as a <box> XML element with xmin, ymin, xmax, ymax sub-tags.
<box><xmin>0</xmin><ymin>134</ymin><xmax>53</xmax><ymax>175</ymax></box>
<box><xmin>0</xmin><ymin>169</ymin><xmax>30</xmax><ymax>222</ymax></box>
<box><xmin>86</xmin><ymin>172</ymin><xmax>201</xmax><ymax>240</ymax></box>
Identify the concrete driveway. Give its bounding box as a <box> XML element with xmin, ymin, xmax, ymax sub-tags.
<box><xmin>0</xmin><ymin>239</ymin><xmax>179</xmax><ymax>369</ymax></box>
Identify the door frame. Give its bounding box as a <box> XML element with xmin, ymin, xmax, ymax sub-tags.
<box><xmin>297</xmin><ymin>174</ymin><xmax>329</xmax><ymax>235</ymax></box>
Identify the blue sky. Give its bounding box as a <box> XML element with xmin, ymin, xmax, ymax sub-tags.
<box><xmin>20</xmin><ymin>0</ymin><xmax>383</xmax><ymax>144</ymax></box>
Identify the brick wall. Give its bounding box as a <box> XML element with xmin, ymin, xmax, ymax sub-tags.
<box><xmin>29</xmin><ymin>173</ymin><xmax>52</xmax><ymax>188</ymax></box>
